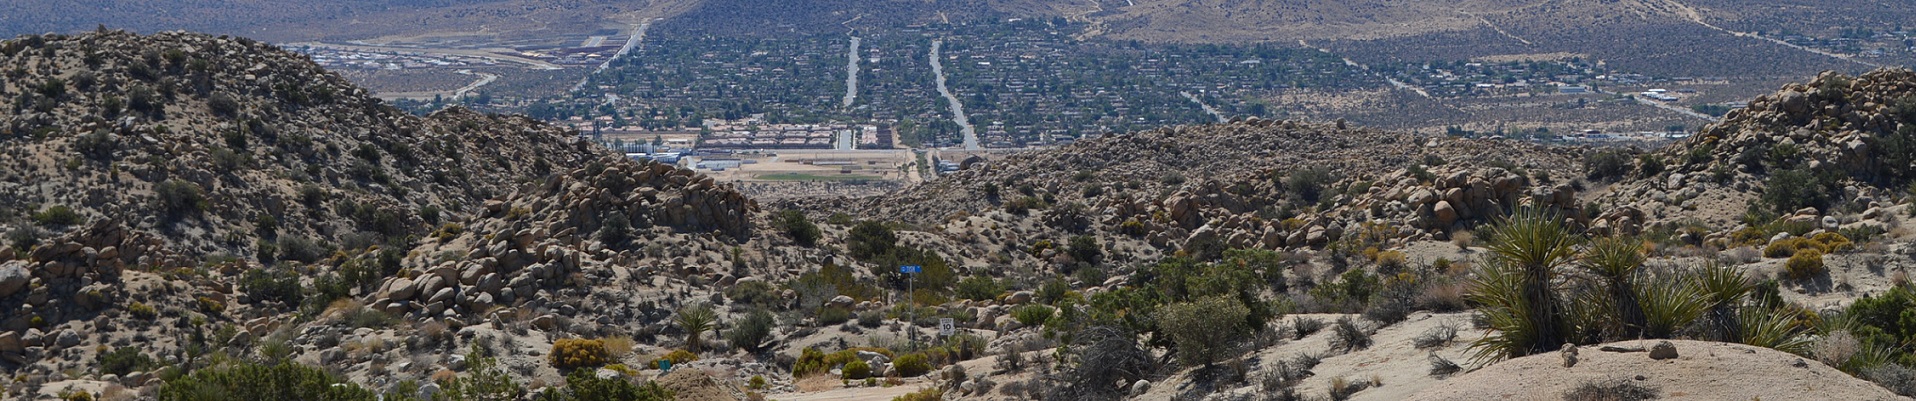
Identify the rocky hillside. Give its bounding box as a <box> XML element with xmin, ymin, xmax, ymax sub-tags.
<box><xmin>0</xmin><ymin>30</ymin><xmax>764</xmax><ymax>399</ymax></box>
<box><xmin>1586</xmin><ymin>69</ymin><xmax>1916</xmax><ymax>240</ymax></box>
<box><xmin>848</xmin><ymin>119</ymin><xmax>1587</xmax><ymax>255</ymax></box>
<box><xmin>0</xmin><ymin>30</ymin><xmax>623</xmax><ymax>263</ymax></box>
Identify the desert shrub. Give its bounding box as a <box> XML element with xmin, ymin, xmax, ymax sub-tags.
<box><xmin>1584</xmin><ymin>150</ymin><xmax>1634</xmax><ymax>181</ymax></box>
<box><xmin>1330</xmin><ymin>317</ymin><xmax>1372</xmax><ymax>353</ymax></box>
<box><xmin>1428</xmin><ymin>354</ymin><xmax>1461</xmax><ymax>376</ymax></box>
<box><xmin>645</xmin><ymin>349</ymin><xmax>699</xmax><ymax>371</ymax></box>
<box><xmin>846</xmin><ymin>221</ymin><xmax>897</xmax><ymax>260</ymax></box>
<box><xmin>548</xmin><ymin>339</ymin><xmax>612</xmax><ymax>370</ymax></box>
<box><xmin>535</xmin><ymin>369</ymin><xmax>672</xmax><ymax>401</ymax></box>
<box><xmin>1004</xmin><ymin>196</ymin><xmax>1047</xmax><ymax>215</ymax></box>
<box><xmin>1784</xmin><ymin>250</ymin><xmax>1826</xmax><ymax>280</ymax></box>
<box><xmin>774</xmin><ymin>210</ymin><xmax>821</xmax><ymax>246</ymax></box>
<box><xmin>727</xmin><ymin>309</ymin><xmax>776</xmax><ymax>352</ymax></box>
<box><xmin>1635</xmin><ymin>154</ymin><xmax>1665</xmax><ymax>178</ymax></box>
<box><xmin>1157</xmin><ymin>295</ymin><xmax>1251</xmax><ymax>367</ymax></box>
<box><xmin>240</xmin><ymin>267</ymin><xmax>302</xmax><ymax>306</ymax></box>
<box><xmin>439</xmin><ymin>346</ymin><xmax>524</xmax><ymax>400</ymax></box>
<box><xmin>893</xmin><ymin>353</ymin><xmax>932</xmax><ymax>377</ymax></box>
<box><xmin>31</xmin><ymin>205</ymin><xmax>82</xmax><ymax>228</ymax></box>
<box><xmin>1292</xmin><ymin>318</ymin><xmax>1328</xmax><ymax>340</ymax></box>
<box><xmin>155</xmin><ymin>179</ymin><xmax>208</xmax><ymax>221</ymax></box>
<box><xmin>1285</xmin><ymin>167</ymin><xmax>1336</xmax><ymax>203</ymax></box>
<box><xmin>1863</xmin><ymin>363</ymin><xmax>1916</xmax><ymax>397</ymax></box>
<box><xmin>842</xmin><ymin>359</ymin><xmax>872</xmax><ymax>380</ymax></box>
<box><xmin>1414</xmin><ymin>322</ymin><xmax>1459</xmax><ymax>349</ymax></box>
<box><xmin>955</xmin><ymin>275</ymin><xmax>1002</xmax><ymax>301</ymax></box>
<box><xmin>890</xmin><ymin>388</ymin><xmax>943</xmax><ymax>401</ymax></box>
<box><xmin>1562</xmin><ymin>379</ymin><xmax>1659</xmax><ymax>401</ymax></box>
<box><xmin>98</xmin><ymin>346</ymin><xmax>158</xmax><ymax>376</ymax></box>
<box><xmin>596</xmin><ymin>211</ymin><xmax>632</xmax><ymax>249</ymax></box>
<box><xmin>208</xmin><ymin>92</ymin><xmax>240</xmax><ymax>116</ymax></box>
<box><xmin>1066</xmin><ymin>235</ymin><xmax>1102</xmax><ymax>266</ymax></box>
<box><xmin>1011</xmin><ymin>304</ymin><xmax>1054</xmax><ymax>327</ymax></box>
<box><xmin>128</xmin><ymin>302</ymin><xmax>158</xmax><ymax>320</ymax></box>
<box><xmin>275</xmin><ymin>235</ymin><xmax>326</xmax><ymax>264</ymax></box>
<box><xmin>817</xmin><ymin>307</ymin><xmax>853</xmax><ymax>326</ymax></box>
<box><xmin>724</xmin><ymin>281</ymin><xmax>780</xmax><ymax>307</ymax></box>
<box><xmin>157</xmin><ymin>360</ymin><xmax>374</xmax><ymax>401</ymax></box>
<box><xmin>1758</xmin><ymin>168</ymin><xmax>1839</xmax><ymax>216</ymax></box>
<box><xmin>792</xmin><ymin>348</ymin><xmax>831</xmax><ymax>377</ymax></box>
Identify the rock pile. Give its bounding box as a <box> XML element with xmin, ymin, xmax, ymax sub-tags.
<box><xmin>368</xmin><ymin>156</ymin><xmax>756</xmax><ymax>319</ymax></box>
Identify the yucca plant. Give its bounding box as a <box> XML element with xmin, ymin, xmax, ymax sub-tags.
<box><xmin>1692</xmin><ymin>263</ymin><xmax>1753</xmax><ymax>342</ymax></box>
<box><xmin>1738</xmin><ymin>300</ymin><xmax>1813</xmax><ymax>355</ymax></box>
<box><xmin>1579</xmin><ymin>237</ymin><xmax>1647</xmax><ymax>339</ymax></box>
<box><xmin>1633</xmin><ymin>268</ymin><xmax>1708</xmax><ymax>339</ymax></box>
<box><xmin>675</xmin><ymin>303</ymin><xmax>719</xmax><ymax>353</ymax></box>
<box><xmin>1467</xmin><ymin>208</ymin><xmax>1581</xmax><ymax>363</ymax></box>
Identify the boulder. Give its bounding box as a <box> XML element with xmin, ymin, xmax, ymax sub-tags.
<box><xmin>1432</xmin><ymin>201</ymin><xmax>1460</xmax><ymax>227</ymax></box>
<box><xmin>1649</xmin><ymin>341</ymin><xmax>1678</xmax><ymax>360</ymax></box>
<box><xmin>1006</xmin><ymin>291</ymin><xmax>1034</xmax><ymax>305</ymax></box>
<box><xmin>0</xmin><ymin>261</ymin><xmax>28</xmax><ymax>298</ymax></box>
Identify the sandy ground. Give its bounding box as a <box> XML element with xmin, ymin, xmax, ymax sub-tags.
<box><xmin>1407</xmin><ymin>340</ymin><xmax>1907</xmax><ymax>401</ymax></box>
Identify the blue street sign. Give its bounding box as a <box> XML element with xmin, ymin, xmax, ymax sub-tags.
<box><xmin>900</xmin><ymin>265</ymin><xmax>922</xmax><ymax>274</ymax></box>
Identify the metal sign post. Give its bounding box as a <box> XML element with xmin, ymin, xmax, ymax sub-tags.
<box><xmin>900</xmin><ymin>265</ymin><xmax>921</xmax><ymax>350</ymax></box>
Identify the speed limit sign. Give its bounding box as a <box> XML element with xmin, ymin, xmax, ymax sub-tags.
<box><xmin>939</xmin><ymin>318</ymin><xmax>955</xmax><ymax>336</ymax></box>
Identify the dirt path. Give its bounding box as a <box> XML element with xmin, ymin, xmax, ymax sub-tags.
<box><xmin>778</xmin><ymin>384</ymin><xmax>933</xmax><ymax>401</ymax></box>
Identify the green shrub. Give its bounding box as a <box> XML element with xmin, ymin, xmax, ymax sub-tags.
<box><xmin>438</xmin><ymin>346</ymin><xmax>524</xmax><ymax>400</ymax></box>
<box><xmin>1636</xmin><ymin>154</ymin><xmax>1665</xmax><ymax>178</ymax></box>
<box><xmin>652</xmin><ymin>349</ymin><xmax>698</xmax><ymax>369</ymax></box>
<box><xmin>1285</xmin><ymin>167</ymin><xmax>1336</xmax><ymax>203</ymax></box>
<box><xmin>857</xmin><ymin>311</ymin><xmax>884</xmax><ymax>328</ymax></box>
<box><xmin>98</xmin><ymin>346</ymin><xmax>158</xmax><ymax>376</ymax></box>
<box><xmin>890</xmin><ymin>388</ymin><xmax>944</xmax><ymax>401</ymax></box>
<box><xmin>1584</xmin><ymin>150</ymin><xmax>1634</xmax><ymax>181</ymax></box>
<box><xmin>893</xmin><ymin>353</ymin><xmax>932</xmax><ymax>377</ymax></box>
<box><xmin>31</xmin><ymin>205</ymin><xmax>82</xmax><ymax>228</ymax></box>
<box><xmin>1758</xmin><ymin>168</ymin><xmax>1838</xmax><ymax>216</ymax></box>
<box><xmin>727</xmin><ymin>309</ymin><xmax>775</xmax><ymax>352</ymax></box>
<box><xmin>955</xmin><ymin>276</ymin><xmax>1002</xmax><ymax>301</ymax></box>
<box><xmin>793</xmin><ymin>348</ymin><xmax>831</xmax><ymax>377</ymax></box>
<box><xmin>842</xmin><ymin>359</ymin><xmax>872</xmax><ymax>380</ymax></box>
<box><xmin>155</xmin><ymin>179</ymin><xmax>208</xmax><ymax>221</ymax></box>
<box><xmin>1784</xmin><ymin>250</ymin><xmax>1826</xmax><ymax>281</ymax></box>
<box><xmin>158</xmin><ymin>360</ymin><xmax>374</xmax><ymax>401</ymax></box>
<box><xmin>774</xmin><ymin>210</ymin><xmax>821</xmax><ymax>246</ymax></box>
<box><xmin>724</xmin><ymin>281</ymin><xmax>780</xmax><ymax>307</ymax></box>
<box><xmin>240</xmin><ymin>267</ymin><xmax>302</xmax><ymax>306</ymax></box>
<box><xmin>1156</xmin><ymin>295</ymin><xmax>1252</xmax><ymax>367</ymax></box>
<box><xmin>1011</xmin><ymin>304</ymin><xmax>1054</xmax><ymax>327</ymax></box>
<box><xmin>549</xmin><ymin>339</ymin><xmax>612</xmax><ymax>370</ymax></box>
<box><xmin>818</xmin><ymin>306</ymin><xmax>853</xmax><ymax>326</ymax></box>
<box><xmin>846</xmin><ymin>221</ymin><xmax>897</xmax><ymax>261</ymax></box>
<box><xmin>127</xmin><ymin>302</ymin><xmax>158</xmax><ymax>320</ymax></box>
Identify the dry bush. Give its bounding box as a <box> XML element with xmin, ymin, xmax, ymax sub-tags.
<box><xmin>1562</xmin><ymin>379</ymin><xmax>1659</xmax><ymax>401</ymax></box>
<box><xmin>1416</xmin><ymin>281</ymin><xmax>1469</xmax><ymax>312</ymax></box>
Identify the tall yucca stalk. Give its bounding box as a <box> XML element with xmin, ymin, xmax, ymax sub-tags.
<box><xmin>1468</xmin><ymin>208</ymin><xmax>1581</xmax><ymax>363</ymax></box>
<box><xmin>1692</xmin><ymin>263</ymin><xmax>1753</xmax><ymax>342</ymax></box>
<box><xmin>1580</xmin><ymin>237</ymin><xmax>1647</xmax><ymax>339</ymax></box>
